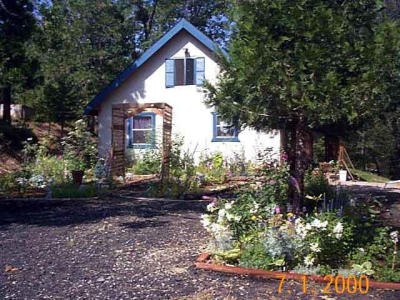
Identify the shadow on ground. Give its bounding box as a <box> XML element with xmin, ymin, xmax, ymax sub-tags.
<box><xmin>0</xmin><ymin>198</ymin><xmax>207</xmax><ymax>230</ymax></box>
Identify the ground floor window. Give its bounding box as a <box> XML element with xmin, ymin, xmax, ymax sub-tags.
<box><xmin>211</xmin><ymin>112</ymin><xmax>239</xmax><ymax>142</ymax></box>
<box><xmin>128</xmin><ymin>112</ymin><xmax>156</xmax><ymax>148</ymax></box>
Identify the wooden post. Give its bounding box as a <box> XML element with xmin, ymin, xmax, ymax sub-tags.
<box><xmin>110</xmin><ymin>103</ymin><xmax>173</xmax><ymax>183</ymax></box>
<box><xmin>161</xmin><ymin>105</ymin><xmax>172</xmax><ymax>184</ymax></box>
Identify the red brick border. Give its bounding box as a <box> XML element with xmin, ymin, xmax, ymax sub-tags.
<box><xmin>195</xmin><ymin>253</ymin><xmax>400</xmax><ymax>290</ymax></box>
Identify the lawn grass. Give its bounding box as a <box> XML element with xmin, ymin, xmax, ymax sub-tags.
<box><xmin>351</xmin><ymin>169</ymin><xmax>389</xmax><ymax>183</ymax></box>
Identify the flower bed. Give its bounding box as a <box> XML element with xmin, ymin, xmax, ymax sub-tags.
<box><xmin>200</xmin><ymin>155</ymin><xmax>400</xmax><ymax>283</ymax></box>
<box><xmin>195</xmin><ymin>253</ymin><xmax>400</xmax><ymax>290</ymax></box>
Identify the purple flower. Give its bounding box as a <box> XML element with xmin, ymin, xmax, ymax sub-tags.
<box><xmin>289</xmin><ymin>176</ymin><xmax>301</xmax><ymax>194</ymax></box>
<box><xmin>281</xmin><ymin>152</ymin><xmax>288</xmax><ymax>161</ymax></box>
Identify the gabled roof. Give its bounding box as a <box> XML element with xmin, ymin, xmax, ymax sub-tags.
<box><xmin>84</xmin><ymin>18</ymin><xmax>224</xmax><ymax>115</ymax></box>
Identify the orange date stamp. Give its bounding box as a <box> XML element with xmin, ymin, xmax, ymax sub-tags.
<box><xmin>277</xmin><ymin>274</ymin><xmax>369</xmax><ymax>295</ymax></box>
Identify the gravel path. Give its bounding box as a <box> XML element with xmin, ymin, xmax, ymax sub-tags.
<box><xmin>1</xmin><ymin>198</ymin><xmax>399</xmax><ymax>300</ymax></box>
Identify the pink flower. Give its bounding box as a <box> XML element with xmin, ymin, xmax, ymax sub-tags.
<box><xmin>275</xmin><ymin>206</ymin><xmax>281</xmax><ymax>214</ymax></box>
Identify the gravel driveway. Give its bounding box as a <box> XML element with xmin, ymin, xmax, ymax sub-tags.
<box><xmin>1</xmin><ymin>198</ymin><xmax>399</xmax><ymax>300</ymax></box>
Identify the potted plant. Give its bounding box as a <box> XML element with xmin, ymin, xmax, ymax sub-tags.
<box><xmin>67</xmin><ymin>159</ymin><xmax>86</xmax><ymax>185</ymax></box>
<box><xmin>62</xmin><ymin>119</ymin><xmax>97</xmax><ymax>186</ymax></box>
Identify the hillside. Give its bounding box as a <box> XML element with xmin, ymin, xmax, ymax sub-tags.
<box><xmin>0</xmin><ymin>122</ymin><xmax>64</xmax><ymax>175</ymax></box>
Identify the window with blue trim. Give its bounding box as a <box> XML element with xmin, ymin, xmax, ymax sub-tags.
<box><xmin>212</xmin><ymin>113</ymin><xmax>239</xmax><ymax>142</ymax></box>
<box><xmin>128</xmin><ymin>112</ymin><xmax>156</xmax><ymax>149</ymax></box>
<box><xmin>165</xmin><ymin>57</ymin><xmax>205</xmax><ymax>87</ymax></box>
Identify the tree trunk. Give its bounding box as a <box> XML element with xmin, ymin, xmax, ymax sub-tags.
<box><xmin>60</xmin><ymin>117</ymin><xmax>65</xmax><ymax>138</ymax></box>
<box><xmin>324</xmin><ymin>134</ymin><xmax>339</xmax><ymax>162</ymax></box>
<box><xmin>2</xmin><ymin>84</ymin><xmax>11</xmax><ymax>124</ymax></box>
<box><xmin>286</xmin><ymin>118</ymin><xmax>314</xmax><ymax>212</ymax></box>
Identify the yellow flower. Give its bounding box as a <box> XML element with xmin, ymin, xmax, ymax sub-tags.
<box><xmin>251</xmin><ymin>215</ymin><xmax>257</xmax><ymax>221</ymax></box>
<box><xmin>287</xmin><ymin>213</ymin><xmax>294</xmax><ymax>218</ymax></box>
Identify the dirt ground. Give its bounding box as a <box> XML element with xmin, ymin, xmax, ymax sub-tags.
<box><xmin>1</xmin><ymin>198</ymin><xmax>399</xmax><ymax>300</ymax></box>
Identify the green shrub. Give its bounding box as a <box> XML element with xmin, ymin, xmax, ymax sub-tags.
<box><xmin>239</xmin><ymin>241</ymin><xmax>274</xmax><ymax>269</ymax></box>
<box><xmin>304</xmin><ymin>168</ymin><xmax>334</xmax><ymax>210</ymax></box>
<box><xmin>131</xmin><ymin>149</ymin><xmax>161</xmax><ymax>175</ymax></box>
<box><xmin>52</xmin><ymin>183</ymin><xmax>101</xmax><ymax>198</ymax></box>
<box><xmin>0</xmin><ymin>121</ymin><xmax>36</xmax><ymax>153</ymax></box>
<box><xmin>0</xmin><ymin>172</ymin><xmax>20</xmax><ymax>191</ymax></box>
<box><xmin>62</xmin><ymin>119</ymin><xmax>97</xmax><ymax>171</ymax></box>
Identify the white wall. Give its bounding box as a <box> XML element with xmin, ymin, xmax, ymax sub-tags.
<box><xmin>97</xmin><ymin>30</ymin><xmax>280</xmax><ymax>162</ymax></box>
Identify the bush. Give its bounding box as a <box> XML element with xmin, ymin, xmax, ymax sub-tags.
<box><xmin>201</xmin><ymin>160</ymin><xmax>400</xmax><ymax>281</ymax></box>
<box><xmin>0</xmin><ymin>121</ymin><xmax>36</xmax><ymax>154</ymax></box>
<box><xmin>21</xmin><ymin>137</ymin><xmax>66</xmax><ymax>186</ymax></box>
<box><xmin>62</xmin><ymin>119</ymin><xmax>97</xmax><ymax>171</ymax></box>
<box><xmin>304</xmin><ymin>168</ymin><xmax>334</xmax><ymax>211</ymax></box>
<box><xmin>131</xmin><ymin>149</ymin><xmax>161</xmax><ymax>175</ymax></box>
<box><xmin>197</xmin><ymin>152</ymin><xmax>227</xmax><ymax>184</ymax></box>
<box><xmin>51</xmin><ymin>183</ymin><xmax>101</xmax><ymax>198</ymax></box>
<box><xmin>239</xmin><ymin>241</ymin><xmax>274</xmax><ymax>269</ymax></box>
<box><xmin>147</xmin><ymin>136</ymin><xmax>199</xmax><ymax>199</ymax></box>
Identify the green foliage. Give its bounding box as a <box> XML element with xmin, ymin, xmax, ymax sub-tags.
<box><xmin>0</xmin><ymin>0</ymin><xmax>39</xmax><ymax>122</ymax></box>
<box><xmin>145</xmin><ymin>135</ymin><xmax>199</xmax><ymax>199</ymax></box>
<box><xmin>131</xmin><ymin>149</ymin><xmax>161</xmax><ymax>175</ymax></box>
<box><xmin>206</xmin><ymin>0</ymin><xmax>400</xmax><ymax>131</ymax></box>
<box><xmin>62</xmin><ymin>119</ymin><xmax>97</xmax><ymax>171</ymax></box>
<box><xmin>0</xmin><ymin>172</ymin><xmax>20</xmax><ymax>191</ymax></box>
<box><xmin>304</xmin><ymin>168</ymin><xmax>334</xmax><ymax>210</ymax></box>
<box><xmin>51</xmin><ymin>183</ymin><xmax>101</xmax><ymax>198</ymax></box>
<box><xmin>0</xmin><ymin>121</ymin><xmax>36</xmax><ymax>153</ymax></box>
<box><xmin>351</xmin><ymin>169</ymin><xmax>389</xmax><ymax>183</ymax></box>
<box><xmin>344</xmin><ymin>117</ymin><xmax>398</xmax><ymax>179</ymax></box>
<box><xmin>202</xmin><ymin>168</ymin><xmax>399</xmax><ymax>281</ymax></box>
<box><xmin>239</xmin><ymin>241</ymin><xmax>274</xmax><ymax>270</ymax></box>
<box><xmin>205</xmin><ymin>0</ymin><xmax>400</xmax><ymax>208</ymax></box>
<box><xmin>161</xmin><ymin>136</ymin><xmax>199</xmax><ymax>199</ymax></box>
<box><xmin>197</xmin><ymin>152</ymin><xmax>227</xmax><ymax>184</ymax></box>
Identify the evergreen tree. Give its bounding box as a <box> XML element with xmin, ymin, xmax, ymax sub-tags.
<box><xmin>205</xmin><ymin>0</ymin><xmax>400</xmax><ymax>210</ymax></box>
<box><xmin>0</xmin><ymin>0</ymin><xmax>37</xmax><ymax>124</ymax></box>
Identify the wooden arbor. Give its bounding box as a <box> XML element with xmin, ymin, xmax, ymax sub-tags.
<box><xmin>111</xmin><ymin>103</ymin><xmax>172</xmax><ymax>182</ymax></box>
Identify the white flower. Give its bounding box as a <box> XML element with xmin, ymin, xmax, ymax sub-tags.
<box><xmin>217</xmin><ymin>208</ymin><xmax>227</xmax><ymax>224</ymax></box>
<box><xmin>250</xmin><ymin>201</ymin><xmax>260</xmax><ymax>214</ymax></box>
<box><xmin>304</xmin><ymin>255</ymin><xmax>315</xmax><ymax>267</ymax></box>
<box><xmin>333</xmin><ymin>222</ymin><xmax>344</xmax><ymax>239</ymax></box>
<box><xmin>224</xmin><ymin>201</ymin><xmax>234</xmax><ymax>210</ymax></box>
<box><xmin>310</xmin><ymin>242</ymin><xmax>321</xmax><ymax>253</ymax></box>
<box><xmin>200</xmin><ymin>214</ymin><xmax>212</xmax><ymax>230</ymax></box>
<box><xmin>311</xmin><ymin>219</ymin><xmax>328</xmax><ymax>229</ymax></box>
<box><xmin>305</xmin><ymin>223</ymin><xmax>312</xmax><ymax>231</ymax></box>
<box><xmin>295</xmin><ymin>224</ymin><xmax>307</xmax><ymax>239</ymax></box>
<box><xmin>233</xmin><ymin>215</ymin><xmax>241</xmax><ymax>222</ymax></box>
<box><xmin>206</xmin><ymin>202</ymin><xmax>217</xmax><ymax>212</ymax></box>
<box><xmin>390</xmin><ymin>231</ymin><xmax>399</xmax><ymax>244</ymax></box>
<box><xmin>16</xmin><ymin>178</ymin><xmax>27</xmax><ymax>186</ymax></box>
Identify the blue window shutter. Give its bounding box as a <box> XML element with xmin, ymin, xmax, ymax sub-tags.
<box><xmin>165</xmin><ymin>59</ymin><xmax>175</xmax><ymax>87</ymax></box>
<box><xmin>195</xmin><ymin>57</ymin><xmax>205</xmax><ymax>86</ymax></box>
<box><xmin>128</xmin><ymin>117</ymin><xmax>133</xmax><ymax>147</ymax></box>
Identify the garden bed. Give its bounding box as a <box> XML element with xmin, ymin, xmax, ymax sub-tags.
<box><xmin>195</xmin><ymin>253</ymin><xmax>400</xmax><ymax>290</ymax></box>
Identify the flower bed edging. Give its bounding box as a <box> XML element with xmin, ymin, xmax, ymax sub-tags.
<box><xmin>195</xmin><ymin>253</ymin><xmax>400</xmax><ymax>290</ymax></box>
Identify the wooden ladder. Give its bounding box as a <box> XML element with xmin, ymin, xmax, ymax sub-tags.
<box><xmin>338</xmin><ymin>145</ymin><xmax>356</xmax><ymax>181</ymax></box>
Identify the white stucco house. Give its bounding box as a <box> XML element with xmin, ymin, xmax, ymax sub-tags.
<box><xmin>84</xmin><ymin>19</ymin><xmax>280</xmax><ymax>163</ymax></box>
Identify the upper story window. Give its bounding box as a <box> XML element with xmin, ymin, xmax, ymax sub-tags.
<box><xmin>165</xmin><ymin>57</ymin><xmax>205</xmax><ymax>87</ymax></box>
<box><xmin>211</xmin><ymin>112</ymin><xmax>240</xmax><ymax>142</ymax></box>
<box><xmin>127</xmin><ymin>112</ymin><xmax>156</xmax><ymax>149</ymax></box>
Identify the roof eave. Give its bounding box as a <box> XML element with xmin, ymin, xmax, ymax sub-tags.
<box><xmin>83</xmin><ymin>18</ymin><xmax>226</xmax><ymax>115</ymax></box>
